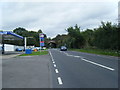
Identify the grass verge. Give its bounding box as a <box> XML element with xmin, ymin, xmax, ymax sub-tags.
<box><xmin>19</xmin><ymin>51</ymin><xmax>48</xmax><ymax>56</ymax></box>
<box><xmin>69</xmin><ymin>48</ymin><xmax>119</xmax><ymax>57</ymax></box>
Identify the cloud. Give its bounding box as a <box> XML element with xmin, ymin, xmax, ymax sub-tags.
<box><xmin>0</xmin><ymin>1</ymin><xmax>118</xmax><ymax>38</ymax></box>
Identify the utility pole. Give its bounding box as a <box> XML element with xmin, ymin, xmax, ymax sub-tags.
<box><xmin>2</xmin><ymin>34</ymin><xmax>4</xmax><ymax>54</ymax></box>
<box><xmin>24</xmin><ymin>37</ymin><xmax>27</xmax><ymax>50</ymax></box>
<box><xmin>24</xmin><ymin>37</ymin><xmax>33</xmax><ymax>50</ymax></box>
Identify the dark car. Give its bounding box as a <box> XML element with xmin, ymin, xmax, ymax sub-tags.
<box><xmin>60</xmin><ymin>46</ymin><xmax>67</xmax><ymax>51</ymax></box>
<box><xmin>15</xmin><ymin>48</ymin><xmax>23</xmax><ymax>51</ymax></box>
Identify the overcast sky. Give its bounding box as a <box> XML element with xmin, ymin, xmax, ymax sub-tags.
<box><xmin>0</xmin><ymin>0</ymin><xmax>119</xmax><ymax>38</ymax></box>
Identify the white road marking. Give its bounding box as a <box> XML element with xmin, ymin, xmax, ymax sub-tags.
<box><xmin>61</xmin><ymin>51</ymin><xmax>115</xmax><ymax>71</ymax></box>
<box><xmin>55</xmin><ymin>69</ymin><xmax>59</xmax><ymax>73</ymax></box>
<box><xmin>52</xmin><ymin>59</ymin><xmax>55</xmax><ymax>62</ymax></box>
<box><xmin>82</xmin><ymin>58</ymin><xmax>115</xmax><ymax>71</ymax></box>
<box><xmin>74</xmin><ymin>56</ymin><xmax>80</xmax><ymax>58</ymax></box>
<box><xmin>67</xmin><ymin>54</ymin><xmax>74</xmax><ymax>57</ymax></box>
<box><xmin>49</xmin><ymin>51</ymin><xmax>54</xmax><ymax>61</ymax></box>
<box><xmin>54</xmin><ymin>64</ymin><xmax>56</xmax><ymax>67</ymax></box>
<box><xmin>58</xmin><ymin>77</ymin><xmax>63</xmax><ymax>85</ymax></box>
<box><xmin>49</xmin><ymin>50</ymin><xmax>63</xmax><ymax>85</ymax></box>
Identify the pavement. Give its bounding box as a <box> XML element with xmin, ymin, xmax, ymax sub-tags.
<box><xmin>49</xmin><ymin>49</ymin><xmax>118</xmax><ymax>88</ymax></box>
<box><xmin>1</xmin><ymin>51</ymin><xmax>24</xmax><ymax>59</ymax></box>
<box><xmin>2</xmin><ymin>53</ymin><xmax>52</xmax><ymax>88</ymax></box>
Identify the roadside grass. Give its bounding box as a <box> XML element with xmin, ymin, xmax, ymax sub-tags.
<box><xmin>19</xmin><ymin>51</ymin><xmax>48</xmax><ymax>56</ymax></box>
<box><xmin>69</xmin><ymin>48</ymin><xmax>119</xmax><ymax>57</ymax></box>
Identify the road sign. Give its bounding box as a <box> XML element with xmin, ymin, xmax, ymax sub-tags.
<box><xmin>39</xmin><ymin>33</ymin><xmax>45</xmax><ymax>47</ymax></box>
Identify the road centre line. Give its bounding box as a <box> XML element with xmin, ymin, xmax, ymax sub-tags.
<box><xmin>57</xmin><ymin>77</ymin><xmax>63</xmax><ymax>85</ymax></box>
<box><xmin>49</xmin><ymin>50</ymin><xmax>64</xmax><ymax>85</ymax></box>
<box><xmin>82</xmin><ymin>58</ymin><xmax>115</xmax><ymax>71</ymax></box>
<box><xmin>55</xmin><ymin>69</ymin><xmax>59</xmax><ymax>73</ymax></box>
<box><xmin>49</xmin><ymin>51</ymin><xmax>54</xmax><ymax>61</ymax></box>
<box><xmin>54</xmin><ymin>64</ymin><xmax>56</xmax><ymax>67</ymax></box>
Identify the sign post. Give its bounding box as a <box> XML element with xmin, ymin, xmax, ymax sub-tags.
<box><xmin>39</xmin><ymin>33</ymin><xmax>45</xmax><ymax>52</ymax></box>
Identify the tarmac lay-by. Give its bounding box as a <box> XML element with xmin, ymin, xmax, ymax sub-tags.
<box><xmin>2</xmin><ymin>53</ymin><xmax>52</xmax><ymax>88</ymax></box>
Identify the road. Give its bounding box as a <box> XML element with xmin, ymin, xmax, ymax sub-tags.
<box><xmin>49</xmin><ymin>49</ymin><xmax>118</xmax><ymax>88</ymax></box>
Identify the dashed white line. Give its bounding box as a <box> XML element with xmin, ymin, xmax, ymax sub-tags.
<box><xmin>54</xmin><ymin>64</ymin><xmax>56</xmax><ymax>67</ymax></box>
<box><xmin>82</xmin><ymin>58</ymin><xmax>115</xmax><ymax>71</ymax></box>
<box><xmin>74</xmin><ymin>56</ymin><xmax>80</xmax><ymax>58</ymax></box>
<box><xmin>49</xmin><ymin>50</ymin><xmax>63</xmax><ymax>85</ymax></box>
<box><xmin>52</xmin><ymin>59</ymin><xmax>55</xmax><ymax>62</ymax></box>
<box><xmin>49</xmin><ymin>51</ymin><xmax>54</xmax><ymax>60</ymax></box>
<box><xmin>57</xmin><ymin>77</ymin><xmax>63</xmax><ymax>85</ymax></box>
<box><xmin>55</xmin><ymin>69</ymin><xmax>59</xmax><ymax>73</ymax></box>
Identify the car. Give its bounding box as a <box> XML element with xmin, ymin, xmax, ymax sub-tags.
<box><xmin>60</xmin><ymin>46</ymin><xmax>67</xmax><ymax>51</ymax></box>
<box><xmin>31</xmin><ymin>47</ymin><xmax>38</xmax><ymax>51</ymax></box>
<box><xmin>15</xmin><ymin>48</ymin><xmax>23</xmax><ymax>51</ymax></box>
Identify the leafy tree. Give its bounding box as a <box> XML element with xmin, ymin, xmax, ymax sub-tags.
<box><xmin>82</xmin><ymin>29</ymin><xmax>94</xmax><ymax>48</ymax></box>
<box><xmin>66</xmin><ymin>24</ymin><xmax>85</xmax><ymax>48</ymax></box>
<box><xmin>13</xmin><ymin>27</ymin><xmax>28</xmax><ymax>37</ymax></box>
<box><xmin>93</xmin><ymin>22</ymin><xmax>118</xmax><ymax>50</ymax></box>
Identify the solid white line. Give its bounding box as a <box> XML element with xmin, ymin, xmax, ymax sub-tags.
<box><xmin>54</xmin><ymin>64</ymin><xmax>56</xmax><ymax>67</ymax></box>
<box><xmin>82</xmin><ymin>58</ymin><xmax>115</xmax><ymax>71</ymax></box>
<box><xmin>55</xmin><ymin>69</ymin><xmax>59</xmax><ymax>73</ymax></box>
<box><xmin>57</xmin><ymin>77</ymin><xmax>63</xmax><ymax>85</ymax></box>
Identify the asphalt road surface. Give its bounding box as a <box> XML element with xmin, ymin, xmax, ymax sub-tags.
<box><xmin>2</xmin><ymin>55</ymin><xmax>52</xmax><ymax>88</ymax></box>
<box><xmin>2</xmin><ymin>50</ymin><xmax>118</xmax><ymax>88</ymax></box>
<box><xmin>49</xmin><ymin>49</ymin><xmax>118</xmax><ymax>88</ymax></box>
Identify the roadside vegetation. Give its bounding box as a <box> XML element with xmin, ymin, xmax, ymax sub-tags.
<box><xmin>69</xmin><ymin>48</ymin><xmax>119</xmax><ymax>57</ymax></box>
<box><xmin>52</xmin><ymin>21</ymin><xmax>119</xmax><ymax>57</ymax></box>
<box><xmin>19</xmin><ymin>51</ymin><xmax>48</xmax><ymax>56</ymax></box>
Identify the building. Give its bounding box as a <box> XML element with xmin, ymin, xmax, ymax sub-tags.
<box><xmin>0</xmin><ymin>31</ymin><xmax>23</xmax><ymax>54</ymax></box>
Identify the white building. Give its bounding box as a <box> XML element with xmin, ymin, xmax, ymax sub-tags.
<box><xmin>0</xmin><ymin>44</ymin><xmax>24</xmax><ymax>52</ymax></box>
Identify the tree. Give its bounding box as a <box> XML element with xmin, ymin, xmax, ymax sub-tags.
<box><xmin>66</xmin><ymin>24</ymin><xmax>85</xmax><ymax>48</ymax></box>
<box><xmin>38</xmin><ymin>29</ymin><xmax>43</xmax><ymax>33</ymax></box>
<box><xmin>13</xmin><ymin>27</ymin><xmax>28</xmax><ymax>37</ymax></box>
<box><xmin>82</xmin><ymin>29</ymin><xmax>94</xmax><ymax>48</ymax></box>
<box><xmin>93</xmin><ymin>22</ymin><xmax>118</xmax><ymax>50</ymax></box>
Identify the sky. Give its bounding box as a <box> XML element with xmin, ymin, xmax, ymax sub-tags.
<box><xmin>0</xmin><ymin>0</ymin><xmax>119</xmax><ymax>38</ymax></box>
